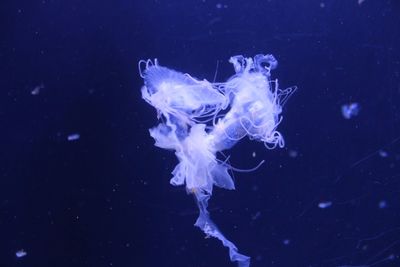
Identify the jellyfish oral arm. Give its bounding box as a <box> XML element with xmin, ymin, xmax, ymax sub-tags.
<box><xmin>139</xmin><ymin>54</ymin><xmax>295</xmax><ymax>267</ymax></box>
<box><xmin>194</xmin><ymin>192</ymin><xmax>250</xmax><ymax>267</ymax></box>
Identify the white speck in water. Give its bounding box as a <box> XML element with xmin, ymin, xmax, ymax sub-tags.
<box><xmin>288</xmin><ymin>150</ymin><xmax>298</xmax><ymax>158</ymax></box>
<box><xmin>378</xmin><ymin>200</ymin><xmax>387</xmax><ymax>209</ymax></box>
<box><xmin>341</xmin><ymin>103</ymin><xmax>360</xmax><ymax>119</ymax></box>
<box><xmin>378</xmin><ymin>150</ymin><xmax>388</xmax><ymax>158</ymax></box>
<box><xmin>31</xmin><ymin>83</ymin><xmax>44</xmax><ymax>95</ymax></box>
<box><xmin>67</xmin><ymin>133</ymin><xmax>80</xmax><ymax>141</ymax></box>
<box><xmin>318</xmin><ymin>201</ymin><xmax>332</xmax><ymax>209</ymax></box>
<box><xmin>16</xmin><ymin>249</ymin><xmax>27</xmax><ymax>258</ymax></box>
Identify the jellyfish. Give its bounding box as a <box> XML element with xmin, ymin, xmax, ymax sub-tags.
<box><xmin>138</xmin><ymin>54</ymin><xmax>295</xmax><ymax>267</ymax></box>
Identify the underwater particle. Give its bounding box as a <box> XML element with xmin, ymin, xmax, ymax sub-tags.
<box><xmin>318</xmin><ymin>201</ymin><xmax>332</xmax><ymax>209</ymax></box>
<box><xmin>31</xmin><ymin>83</ymin><xmax>44</xmax><ymax>95</ymax></box>
<box><xmin>283</xmin><ymin>239</ymin><xmax>290</xmax><ymax>245</ymax></box>
<box><xmin>378</xmin><ymin>150</ymin><xmax>388</xmax><ymax>158</ymax></box>
<box><xmin>67</xmin><ymin>133</ymin><xmax>80</xmax><ymax>141</ymax></box>
<box><xmin>379</xmin><ymin>200</ymin><xmax>387</xmax><ymax>209</ymax></box>
<box><xmin>288</xmin><ymin>149</ymin><xmax>298</xmax><ymax>158</ymax></box>
<box><xmin>215</xmin><ymin>3</ymin><xmax>227</xmax><ymax>9</ymax></box>
<box><xmin>251</xmin><ymin>211</ymin><xmax>261</xmax><ymax>220</ymax></box>
<box><xmin>320</xmin><ymin>2</ymin><xmax>325</xmax><ymax>8</ymax></box>
<box><xmin>341</xmin><ymin>102</ymin><xmax>360</xmax><ymax>119</ymax></box>
<box><xmin>358</xmin><ymin>0</ymin><xmax>366</xmax><ymax>5</ymax></box>
<box><xmin>252</xmin><ymin>151</ymin><xmax>256</xmax><ymax>158</ymax></box>
<box><xmin>15</xmin><ymin>249</ymin><xmax>27</xmax><ymax>258</ymax></box>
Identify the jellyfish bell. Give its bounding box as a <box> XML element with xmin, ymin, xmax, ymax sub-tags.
<box><xmin>140</xmin><ymin>59</ymin><xmax>227</xmax><ymax>124</ymax></box>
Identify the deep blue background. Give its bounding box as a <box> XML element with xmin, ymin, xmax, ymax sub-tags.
<box><xmin>1</xmin><ymin>0</ymin><xmax>400</xmax><ymax>266</ymax></box>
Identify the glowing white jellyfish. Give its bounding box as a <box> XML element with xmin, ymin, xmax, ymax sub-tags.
<box><xmin>139</xmin><ymin>54</ymin><xmax>295</xmax><ymax>267</ymax></box>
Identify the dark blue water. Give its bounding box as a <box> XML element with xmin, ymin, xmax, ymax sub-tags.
<box><xmin>1</xmin><ymin>1</ymin><xmax>400</xmax><ymax>266</ymax></box>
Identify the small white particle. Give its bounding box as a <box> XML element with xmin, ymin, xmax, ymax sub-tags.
<box><xmin>378</xmin><ymin>200</ymin><xmax>387</xmax><ymax>209</ymax></box>
<box><xmin>288</xmin><ymin>150</ymin><xmax>298</xmax><ymax>158</ymax></box>
<box><xmin>16</xmin><ymin>249</ymin><xmax>27</xmax><ymax>258</ymax></box>
<box><xmin>251</xmin><ymin>211</ymin><xmax>261</xmax><ymax>220</ymax></box>
<box><xmin>318</xmin><ymin>201</ymin><xmax>332</xmax><ymax>209</ymax></box>
<box><xmin>252</xmin><ymin>152</ymin><xmax>256</xmax><ymax>158</ymax></box>
<box><xmin>67</xmin><ymin>133</ymin><xmax>80</xmax><ymax>141</ymax></box>
<box><xmin>341</xmin><ymin>103</ymin><xmax>360</xmax><ymax>119</ymax></box>
<box><xmin>31</xmin><ymin>83</ymin><xmax>44</xmax><ymax>95</ymax></box>
<box><xmin>378</xmin><ymin>150</ymin><xmax>388</xmax><ymax>158</ymax></box>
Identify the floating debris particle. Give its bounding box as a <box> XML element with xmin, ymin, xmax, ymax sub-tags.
<box><xmin>31</xmin><ymin>83</ymin><xmax>44</xmax><ymax>95</ymax></box>
<box><xmin>216</xmin><ymin>3</ymin><xmax>227</xmax><ymax>9</ymax></box>
<box><xmin>16</xmin><ymin>249</ymin><xmax>27</xmax><ymax>258</ymax></box>
<box><xmin>67</xmin><ymin>133</ymin><xmax>80</xmax><ymax>141</ymax></box>
<box><xmin>378</xmin><ymin>150</ymin><xmax>388</xmax><ymax>158</ymax></box>
<box><xmin>251</xmin><ymin>211</ymin><xmax>261</xmax><ymax>220</ymax></box>
<box><xmin>341</xmin><ymin>103</ymin><xmax>360</xmax><ymax>119</ymax></box>
<box><xmin>378</xmin><ymin>200</ymin><xmax>387</xmax><ymax>209</ymax></box>
<box><xmin>318</xmin><ymin>201</ymin><xmax>332</xmax><ymax>209</ymax></box>
<box><xmin>288</xmin><ymin>149</ymin><xmax>298</xmax><ymax>158</ymax></box>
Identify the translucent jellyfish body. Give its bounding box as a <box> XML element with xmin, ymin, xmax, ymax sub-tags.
<box><xmin>139</xmin><ymin>54</ymin><xmax>295</xmax><ymax>267</ymax></box>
